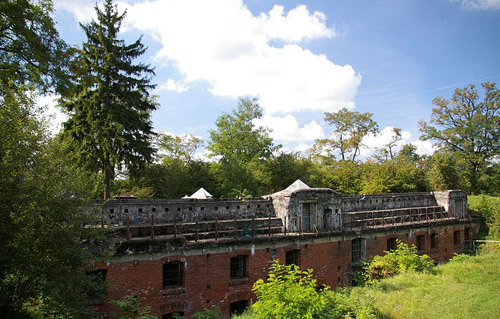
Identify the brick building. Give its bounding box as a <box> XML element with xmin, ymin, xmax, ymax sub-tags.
<box><xmin>93</xmin><ymin>181</ymin><xmax>478</xmax><ymax>318</ymax></box>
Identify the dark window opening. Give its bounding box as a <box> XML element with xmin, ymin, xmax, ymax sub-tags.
<box><xmin>416</xmin><ymin>235</ymin><xmax>425</xmax><ymax>252</ymax></box>
<box><xmin>351</xmin><ymin>238</ymin><xmax>363</xmax><ymax>263</ymax></box>
<box><xmin>138</xmin><ymin>208</ymin><xmax>143</xmax><ymax>213</ymax></box>
<box><xmin>163</xmin><ymin>262</ymin><xmax>183</xmax><ymax>287</ymax></box>
<box><xmin>453</xmin><ymin>230</ymin><xmax>460</xmax><ymax>246</ymax></box>
<box><xmin>124</xmin><ymin>209</ymin><xmax>128</xmax><ymax>214</ymax></box>
<box><xmin>285</xmin><ymin>249</ymin><xmax>300</xmax><ymax>266</ymax></box>
<box><xmin>214</xmin><ymin>206</ymin><xmax>218</xmax><ymax>210</ymax></box>
<box><xmin>109</xmin><ymin>208</ymin><xmax>114</xmax><ymax>214</ymax></box>
<box><xmin>302</xmin><ymin>203</ymin><xmax>315</xmax><ymax>231</ymax></box>
<box><xmin>165</xmin><ymin>207</ymin><xmax>169</xmax><ymax>212</ymax></box>
<box><xmin>230</xmin><ymin>300</ymin><xmax>249</xmax><ymax>316</ymax></box>
<box><xmin>162</xmin><ymin>312</ymin><xmax>184</xmax><ymax>319</ymax></box>
<box><xmin>430</xmin><ymin>233</ymin><xmax>438</xmax><ymax>250</ymax></box>
<box><xmin>176</xmin><ymin>207</ymin><xmax>180</xmax><ymax>211</ymax></box>
<box><xmin>152</xmin><ymin>207</ymin><xmax>156</xmax><ymax>212</ymax></box>
<box><xmin>464</xmin><ymin>227</ymin><xmax>471</xmax><ymax>247</ymax></box>
<box><xmin>230</xmin><ymin>255</ymin><xmax>248</xmax><ymax>278</ymax></box>
<box><xmin>387</xmin><ymin>238</ymin><xmax>397</xmax><ymax>251</ymax></box>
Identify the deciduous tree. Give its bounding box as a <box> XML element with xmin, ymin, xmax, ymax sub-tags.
<box><xmin>207</xmin><ymin>97</ymin><xmax>278</xmax><ymax>197</ymax></box>
<box><xmin>0</xmin><ymin>0</ymin><xmax>69</xmax><ymax>93</ymax></box>
<box><xmin>419</xmin><ymin>82</ymin><xmax>500</xmax><ymax>193</ymax></box>
<box><xmin>313</xmin><ymin>108</ymin><xmax>378</xmax><ymax>161</ymax></box>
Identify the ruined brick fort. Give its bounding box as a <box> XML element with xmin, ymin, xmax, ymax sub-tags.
<box><xmin>94</xmin><ymin>180</ymin><xmax>478</xmax><ymax>318</ymax></box>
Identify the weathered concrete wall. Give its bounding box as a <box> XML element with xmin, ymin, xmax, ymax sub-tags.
<box><xmin>433</xmin><ymin>190</ymin><xmax>468</xmax><ymax>218</ymax></box>
<box><xmin>95</xmin><ymin>198</ymin><xmax>274</xmax><ymax>225</ymax></box>
<box><xmin>268</xmin><ymin>188</ymin><xmax>342</xmax><ymax>232</ymax></box>
<box><xmin>341</xmin><ymin>193</ymin><xmax>437</xmax><ymax>212</ymax></box>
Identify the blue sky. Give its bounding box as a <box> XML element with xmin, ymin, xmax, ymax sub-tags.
<box><xmin>47</xmin><ymin>0</ymin><xmax>500</xmax><ymax>158</ymax></box>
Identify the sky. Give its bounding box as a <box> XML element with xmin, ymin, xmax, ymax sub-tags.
<box><xmin>44</xmin><ymin>0</ymin><xmax>500</xmax><ymax>159</ymax></box>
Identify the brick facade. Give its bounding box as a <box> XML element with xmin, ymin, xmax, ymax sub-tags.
<box><xmin>95</xmin><ymin>222</ymin><xmax>476</xmax><ymax>318</ymax></box>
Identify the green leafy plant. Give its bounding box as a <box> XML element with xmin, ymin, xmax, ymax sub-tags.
<box><xmin>252</xmin><ymin>261</ymin><xmax>329</xmax><ymax>319</ymax></box>
<box><xmin>193</xmin><ymin>306</ymin><xmax>220</xmax><ymax>319</ymax></box>
<box><xmin>363</xmin><ymin>240</ymin><xmax>434</xmax><ymax>284</ymax></box>
<box><xmin>111</xmin><ymin>292</ymin><xmax>155</xmax><ymax>319</ymax></box>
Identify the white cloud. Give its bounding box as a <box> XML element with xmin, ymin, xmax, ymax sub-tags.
<box><xmin>359</xmin><ymin>126</ymin><xmax>436</xmax><ymax>159</ymax></box>
<box><xmin>36</xmin><ymin>93</ymin><xmax>67</xmax><ymax>135</ymax></box>
<box><xmin>54</xmin><ymin>0</ymin><xmax>97</xmax><ymax>22</ymax></box>
<box><xmin>122</xmin><ymin>0</ymin><xmax>360</xmax><ymax>114</ymax></box>
<box><xmin>410</xmin><ymin>140</ymin><xmax>436</xmax><ymax>156</ymax></box>
<box><xmin>253</xmin><ymin>113</ymin><xmax>325</xmax><ymax>142</ymax></box>
<box><xmin>454</xmin><ymin>0</ymin><xmax>500</xmax><ymax>10</ymax></box>
<box><xmin>158</xmin><ymin>79</ymin><xmax>189</xmax><ymax>93</ymax></box>
<box><xmin>258</xmin><ymin>5</ymin><xmax>335</xmax><ymax>42</ymax></box>
<box><xmin>54</xmin><ymin>0</ymin><xmax>360</xmax><ymax>114</ymax></box>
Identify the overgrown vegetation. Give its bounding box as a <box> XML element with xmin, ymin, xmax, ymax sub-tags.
<box><xmin>356</xmin><ymin>241</ymin><xmax>435</xmax><ymax>286</ymax></box>
<box><xmin>354</xmin><ymin>247</ymin><xmax>500</xmax><ymax>319</ymax></box>
<box><xmin>469</xmin><ymin>195</ymin><xmax>500</xmax><ymax>239</ymax></box>
<box><xmin>235</xmin><ymin>261</ymin><xmax>379</xmax><ymax>319</ymax></box>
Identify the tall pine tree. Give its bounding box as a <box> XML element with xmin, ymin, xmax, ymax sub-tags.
<box><xmin>62</xmin><ymin>0</ymin><xmax>157</xmax><ymax>201</ymax></box>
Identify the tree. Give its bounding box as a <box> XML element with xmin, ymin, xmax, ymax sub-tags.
<box><xmin>62</xmin><ymin>0</ymin><xmax>157</xmax><ymax>200</ymax></box>
<box><xmin>373</xmin><ymin>127</ymin><xmax>402</xmax><ymax>161</ymax></box>
<box><xmin>0</xmin><ymin>0</ymin><xmax>69</xmax><ymax>93</ymax></box>
<box><xmin>419</xmin><ymin>83</ymin><xmax>500</xmax><ymax>193</ymax></box>
<box><xmin>313</xmin><ymin>108</ymin><xmax>378</xmax><ymax>161</ymax></box>
<box><xmin>207</xmin><ymin>97</ymin><xmax>278</xmax><ymax>197</ymax></box>
<box><xmin>0</xmin><ymin>88</ymin><xmax>108</xmax><ymax>318</ymax></box>
<box><xmin>157</xmin><ymin>133</ymin><xmax>203</xmax><ymax>162</ymax></box>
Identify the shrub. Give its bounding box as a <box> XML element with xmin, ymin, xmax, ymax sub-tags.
<box><xmin>363</xmin><ymin>241</ymin><xmax>434</xmax><ymax>284</ymax></box>
<box><xmin>251</xmin><ymin>261</ymin><xmax>329</xmax><ymax>319</ymax></box>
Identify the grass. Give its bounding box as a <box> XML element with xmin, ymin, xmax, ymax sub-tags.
<box><xmin>233</xmin><ymin>248</ymin><xmax>500</xmax><ymax>319</ymax></box>
<box><xmin>355</xmin><ymin>248</ymin><xmax>500</xmax><ymax>319</ymax></box>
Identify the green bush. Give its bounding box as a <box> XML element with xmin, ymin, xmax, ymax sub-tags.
<box><xmin>252</xmin><ymin>261</ymin><xmax>329</xmax><ymax>319</ymax></box>
<box><xmin>250</xmin><ymin>261</ymin><xmax>380</xmax><ymax>319</ymax></box>
<box><xmin>468</xmin><ymin>195</ymin><xmax>500</xmax><ymax>239</ymax></box>
<box><xmin>111</xmin><ymin>292</ymin><xmax>155</xmax><ymax>319</ymax></box>
<box><xmin>362</xmin><ymin>240</ymin><xmax>434</xmax><ymax>284</ymax></box>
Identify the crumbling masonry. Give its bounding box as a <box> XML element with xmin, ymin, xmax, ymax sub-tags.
<box><xmin>92</xmin><ymin>181</ymin><xmax>478</xmax><ymax>318</ymax></box>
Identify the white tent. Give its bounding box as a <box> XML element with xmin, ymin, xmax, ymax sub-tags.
<box><xmin>285</xmin><ymin>179</ymin><xmax>310</xmax><ymax>191</ymax></box>
<box><xmin>183</xmin><ymin>187</ymin><xmax>213</xmax><ymax>199</ymax></box>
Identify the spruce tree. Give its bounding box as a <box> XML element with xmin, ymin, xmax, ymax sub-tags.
<box><xmin>62</xmin><ymin>0</ymin><xmax>157</xmax><ymax>201</ymax></box>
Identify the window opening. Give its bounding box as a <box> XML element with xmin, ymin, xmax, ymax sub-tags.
<box><xmin>230</xmin><ymin>255</ymin><xmax>248</xmax><ymax>279</ymax></box>
<box><xmin>163</xmin><ymin>262</ymin><xmax>183</xmax><ymax>287</ymax></box>
<box><xmin>285</xmin><ymin>249</ymin><xmax>300</xmax><ymax>266</ymax></box>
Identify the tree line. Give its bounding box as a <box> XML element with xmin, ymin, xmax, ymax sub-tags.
<box><xmin>1</xmin><ymin>0</ymin><xmax>499</xmax><ymax>317</ymax></box>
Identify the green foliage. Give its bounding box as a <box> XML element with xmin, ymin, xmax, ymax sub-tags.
<box><xmin>426</xmin><ymin>151</ymin><xmax>465</xmax><ymax>191</ymax></box>
<box><xmin>0</xmin><ymin>0</ymin><xmax>69</xmax><ymax>93</ymax></box>
<box><xmin>112</xmin><ymin>293</ymin><xmax>156</xmax><ymax>319</ymax></box>
<box><xmin>356</xmin><ymin>249</ymin><xmax>500</xmax><ymax>319</ymax></box>
<box><xmin>419</xmin><ymin>82</ymin><xmax>500</xmax><ymax>193</ymax></box>
<box><xmin>193</xmin><ymin>306</ymin><xmax>221</xmax><ymax>319</ymax></box>
<box><xmin>361</xmin><ymin>241</ymin><xmax>434</xmax><ymax>284</ymax></box>
<box><xmin>313</xmin><ymin>108</ymin><xmax>378</xmax><ymax>161</ymax></box>
<box><xmin>208</xmin><ymin>97</ymin><xmax>279</xmax><ymax>197</ymax></box>
<box><xmin>252</xmin><ymin>261</ymin><xmax>329</xmax><ymax>319</ymax></box>
<box><xmin>62</xmin><ymin>0</ymin><xmax>157</xmax><ymax>200</ymax></box>
<box><xmin>469</xmin><ymin>195</ymin><xmax>500</xmax><ymax>239</ymax></box>
<box><xmin>0</xmin><ymin>88</ymin><xmax>108</xmax><ymax>318</ymax></box>
<box><xmin>360</xmin><ymin>156</ymin><xmax>427</xmax><ymax>194</ymax></box>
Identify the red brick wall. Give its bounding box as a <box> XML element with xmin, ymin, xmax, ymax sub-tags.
<box><xmin>96</xmin><ymin>223</ymin><xmax>476</xmax><ymax>318</ymax></box>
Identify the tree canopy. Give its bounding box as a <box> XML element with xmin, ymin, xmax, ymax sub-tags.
<box><xmin>62</xmin><ymin>0</ymin><xmax>157</xmax><ymax>200</ymax></box>
<box><xmin>419</xmin><ymin>82</ymin><xmax>500</xmax><ymax>193</ymax></box>
<box><xmin>207</xmin><ymin>97</ymin><xmax>278</xmax><ymax>197</ymax></box>
<box><xmin>313</xmin><ymin>108</ymin><xmax>379</xmax><ymax>161</ymax></box>
<box><xmin>0</xmin><ymin>0</ymin><xmax>69</xmax><ymax>93</ymax></box>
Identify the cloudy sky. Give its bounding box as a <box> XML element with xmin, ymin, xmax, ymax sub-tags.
<box><xmin>46</xmin><ymin>0</ymin><xmax>500</xmax><ymax>158</ymax></box>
